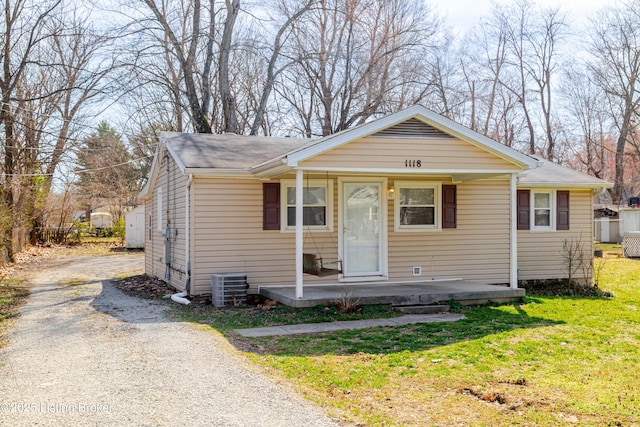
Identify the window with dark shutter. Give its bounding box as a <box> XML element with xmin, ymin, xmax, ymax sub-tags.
<box><xmin>442</xmin><ymin>185</ymin><xmax>457</xmax><ymax>228</ymax></box>
<box><xmin>556</xmin><ymin>190</ymin><xmax>570</xmax><ymax>230</ymax></box>
<box><xmin>263</xmin><ymin>183</ymin><xmax>280</xmax><ymax>230</ymax></box>
<box><xmin>517</xmin><ymin>189</ymin><xmax>530</xmax><ymax>230</ymax></box>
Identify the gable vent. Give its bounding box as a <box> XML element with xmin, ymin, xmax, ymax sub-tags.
<box><xmin>371</xmin><ymin>118</ymin><xmax>455</xmax><ymax>139</ymax></box>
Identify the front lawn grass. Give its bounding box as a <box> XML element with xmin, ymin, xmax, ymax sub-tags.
<box><xmin>175</xmin><ymin>258</ymin><xmax>640</xmax><ymax>426</ymax></box>
<box><xmin>170</xmin><ymin>302</ymin><xmax>400</xmax><ymax>332</ymax></box>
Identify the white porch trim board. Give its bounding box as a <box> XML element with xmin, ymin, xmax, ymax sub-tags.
<box><xmin>510</xmin><ymin>173</ymin><xmax>518</xmax><ymax>289</ymax></box>
<box><xmin>295</xmin><ymin>169</ymin><xmax>304</xmax><ymax>299</ymax></box>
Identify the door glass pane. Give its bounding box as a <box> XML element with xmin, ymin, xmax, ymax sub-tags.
<box><xmin>345</xmin><ymin>183</ymin><xmax>380</xmax><ymax>275</ymax></box>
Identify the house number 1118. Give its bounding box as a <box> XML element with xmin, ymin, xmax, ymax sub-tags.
<box><xmin>405</xmin><ymin>160</ymin><xmax>422</xmax><ymax>168</ymax></box>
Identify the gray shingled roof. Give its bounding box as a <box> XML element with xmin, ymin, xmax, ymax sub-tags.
<box><xmin>520</xmin><ymin>158</ymin><xmax>611</xmax><ymax>188</ymax></box>
<box><xmin>161</xmin><ymin>132</ymin><xmax>611</xmax><ymax>188</ymax></box>
<box><xmin>162</xmin><ymin>132</ymin><xmax>309</xmax><ymax>170</ymax></box>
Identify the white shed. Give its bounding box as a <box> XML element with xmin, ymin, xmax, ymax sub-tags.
<box><xmin>621</xmin><ymin>208</ymin><xmax>640</xmax><ymax>257</ymax></box>
<box><xmin>125</xmin><ymin>205</ymin><xmax>145</xmax><ymax>249</ymax></box>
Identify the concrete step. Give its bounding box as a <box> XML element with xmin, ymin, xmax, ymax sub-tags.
<box><xmin>394</xmin><ymin>304</ymin><xmax>450</xmax><ymax>314</ymax></box>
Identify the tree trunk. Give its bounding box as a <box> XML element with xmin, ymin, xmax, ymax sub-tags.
<box><xmin>219</xmin><ymin>0</ymin><xmax>240</xmax><ymax>134</ymax></box>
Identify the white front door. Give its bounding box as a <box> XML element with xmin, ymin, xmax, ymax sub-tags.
<box><xmin>341</xmin><ymin>179</ymin><xmax>386</xmax><ymax>279</ymax></box>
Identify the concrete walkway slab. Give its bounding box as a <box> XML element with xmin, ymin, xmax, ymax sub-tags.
<box><xmin>234</xmin><ymin>313</ymin><xmax>466</xmax><ymax>337</ymax></box>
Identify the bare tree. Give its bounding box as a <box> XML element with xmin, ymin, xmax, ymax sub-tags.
<box><xmin>249</xmin><ymin>0</ymin><xmax>314</xmax><ymax>135</ymax></box>
<box><xmin>135</xmin><ymin>0</ymin><xmax>218</xmax><ymax>133</ymax></box>
<box><xmin>0</xmin><ymin>0</ymin><xmax>61</xmax><ymax>261</ymax></box>
<box><xmin>493</xmin><ymin>0</ymin><xmax>538</xmax><ymax>154</ymax></box>
<box><xmin>561</xmin><ymin>66</ymin><xmax>612</xmax><ymax>180</ymax></box>
<box><xmin>219</xmin><ymin>0</ymin><xmax>240</xmax><ymax>133</ymax></box>
<box><xmin>588</xmin><ymin>0</ymin><xmax>640</xmax><ymax>204</ymax></box>
<box><xmin>276</xmin><ymin>0</ymin><xmax>443</xmax><ymax>137</ymax></box>
<box><xmin>526</xmin><ymin>6</ymin><xmax>566</xmax><ymax>161</ymax></box>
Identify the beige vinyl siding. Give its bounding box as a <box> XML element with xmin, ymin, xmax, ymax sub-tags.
<box><xmin>145</xmin><ymin>151</ymin><xmax>188</xmax><ymax>291</ymax></box>
<box><xmin>517</xmin><ymin>190</ymin><xmax>594</xmax><ymax>283</ymax></box>
<box><xmin>387</xmin><ymin>178</ymin><xmax>511</xmax><ymax>283</ymax></box>
<box><xmin>190</xmin><ymin>175</ymin><xmax>513</xmax><ymax>294</ymax></box>
<box><xmin>191</xmin><ymin>176</ymin><xmax>340</xmax><ymax>294</ymax></box>
<box><xmin>301</xmin><ymin>136</ymin><xmax>522</xmax><ymax>171</ymax></box>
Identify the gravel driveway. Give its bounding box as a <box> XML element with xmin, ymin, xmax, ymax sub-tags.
<box><xmin>0</xmin><ymin>254</ymin><xmax>340</xmax><ymax>426</ymax></box>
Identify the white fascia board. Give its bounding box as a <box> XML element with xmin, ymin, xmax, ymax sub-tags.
<box><xmin>250</xmin><ymin>157</ymin><xmax>289</xmax><ymax>174</ymax></box>
<box><xmin>163</xmin><ymin>138</ymin><xmax>187</xmax><ymax>173</ymax></box>
<box><xmin>252</xmin><ymin>164</ymin><xmax>294</xmax><ymax>179</ymax></box>
<box><xmin>285</xmin><ymin>105</ymin><xmax>540</xmax><ymax>169</ymax></box>
<box><xmin>415</xmin><ymin>109</ymin><xmax>541</xmax><ymax>169</ymax></box>
<box><xmin>137</xmin><ymin>142</ymin><xmax>165</xmax><ymax>200</ymax></box>
<box><xmin>518</xmin><ymin>181</ymin><xmax>614</xmax><ymax>189</ymax></box>
<box><xmin>184</xmin><ymin>168</ymin><xmax>258</xmax><ymax>179</ymax></box>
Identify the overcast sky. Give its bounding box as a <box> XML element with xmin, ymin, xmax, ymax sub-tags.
<box><xmin>439</xmin><ymin>0</ymin><xmax>608</xmax><ymax>34</ymax></box>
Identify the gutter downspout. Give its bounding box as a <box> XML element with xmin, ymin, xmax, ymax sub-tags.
<box><xmin>171</xmin><ymin>173</ymin><xmax>193</xmax><ymax>305</ymax></box>
<box><xmin>165</xmin><ymin>155</ymin><xmax>172</xmax><ymax>282</ymax></box>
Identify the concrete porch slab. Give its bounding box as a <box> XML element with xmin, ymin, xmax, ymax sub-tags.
<box><xmin>258</xmin><ymin>280</ymin><xmax>525</xmax><ymax>308</ymax></box>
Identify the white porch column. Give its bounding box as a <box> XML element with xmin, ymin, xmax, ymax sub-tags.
<box><xmin>295</xmin><ymin>169</ymin><xmax>304</xmax><ymax>299</ymax></box>
<box><xmin>510</xmin><ymin>173</ymin><xmax>518</xmax><ymax>289</ymax></box>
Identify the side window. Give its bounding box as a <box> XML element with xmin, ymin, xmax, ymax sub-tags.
<box><xmin>280</xmin><ymin>179</ymin><xmax>333</xmax><ymax>232</ymax></box>
<box><xmin>525</xmin><ymin>190</ymin><xmax>570</xmax><ymax>231</ymax></box>
<box><xmin>533</xmin><ymin>191</ymin><xmax>553</xmax><ymax>230</ymax></box>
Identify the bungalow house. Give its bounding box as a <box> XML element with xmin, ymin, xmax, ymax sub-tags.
<box><xmin>138</xmin><ymin>105</ymin><xmax>611</xmax><ymax>303</ymax></box>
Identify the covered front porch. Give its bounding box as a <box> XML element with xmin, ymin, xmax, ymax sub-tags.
<box><xmin>259</xmin><ymin>280</ymin><xmax>525</xmax><ymax>308</ymax></box>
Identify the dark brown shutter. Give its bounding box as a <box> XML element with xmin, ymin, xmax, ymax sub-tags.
<box><xmin>557</xmin><ymin>190</ymin><xmax>570</xmax><ymax>230</ymax></box>
<box><xmin>517</xmin><ymin>190</ymin><xmax>530</xmax><ymax>230</ymax></box>
<box><xmin>263</xmin><ymin>183</ymin><xmax>280</xmax><ymax>230</ymax></box>
<box><xmin>442</xmin><ymin>185</ymin><xmax>457</xmax><ymax>229</ymax></box>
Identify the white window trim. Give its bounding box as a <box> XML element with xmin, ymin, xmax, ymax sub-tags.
<box><xmin>280</xmin><ymin>179</ymin><xmax>334</xmax><ymax>232</ymax></box>
<box><xmin>531</xmin><ymin>189</ymin><xmax>556</xmax><ymax>231</ymax></box>
<box><xmin>394</xmin><ymin>181</ymin><xmax>442</xmax><ymax>232</ymax></box>
<box><xmin>157</xmin><ymin>187</ymin><xmax>163</xmax><ymax>231</ymax></box>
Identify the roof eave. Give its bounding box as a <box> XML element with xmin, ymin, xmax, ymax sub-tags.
<box><xmin>137</xmin><ymin>142</ymin><xmax>165</xmax><ymax>200</ymax></box>
<box><xmin>518</xmin><ymin>181</ymin><xmax>614</xmax><ymax>189</ymax></box>
<box><xmin>184</xmin><ymin>168</ymin><xmax>258</xmax><ymax>179</ymax></box>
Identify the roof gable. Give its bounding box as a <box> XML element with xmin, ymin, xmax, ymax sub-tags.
<box><xmin>285</xmin><ymin>105</ymin><xmax>540</xmax><ymax>169</ymax></box>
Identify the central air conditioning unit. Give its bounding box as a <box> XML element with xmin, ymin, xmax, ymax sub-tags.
<box><xmin>211</xmin><ymin>273</ymin><xmax>248</xmax><ymax>308</ymax></box>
